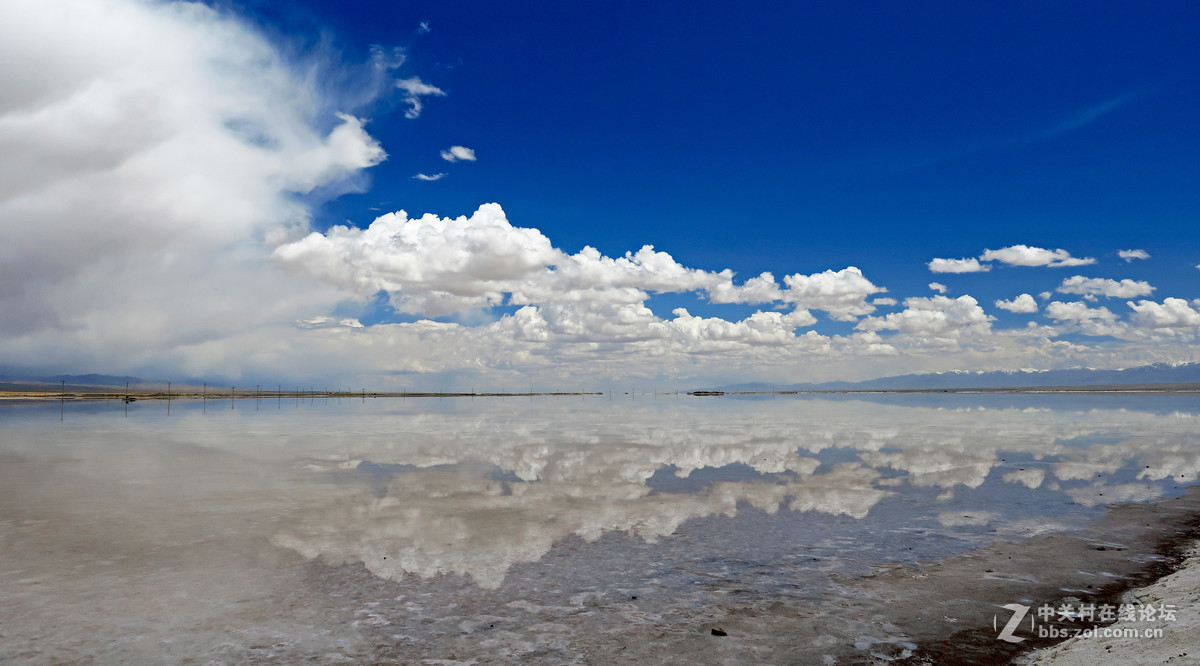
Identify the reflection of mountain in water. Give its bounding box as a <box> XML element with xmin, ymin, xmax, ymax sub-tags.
<box><xmin>269</xmin><ymin>396</ymin><xmax>1200</xmax><ymax>589</ymax></box>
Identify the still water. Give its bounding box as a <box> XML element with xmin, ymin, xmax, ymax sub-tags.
<box><xmin>2</xmin><ymin>393</ymin><xmax>1199</xmax><ymax>663</ymax></box>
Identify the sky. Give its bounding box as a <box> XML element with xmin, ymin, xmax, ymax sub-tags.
<box><xmin>1</xmin><ymin>0</ymin><xmax>1198</xmax><ymax>389</ymax></box>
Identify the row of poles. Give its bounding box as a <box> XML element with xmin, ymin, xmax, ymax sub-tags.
<box><xmin>56</xmin><ymin>382</ymin><xmax>696</xmax><ymax>421</ymax></box>
<box><xmin>59</xmin><ymin>380</ymin><xmax>372</xmax><ymax>420</ymax></box>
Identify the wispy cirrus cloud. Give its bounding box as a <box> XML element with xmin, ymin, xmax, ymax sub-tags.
<box><xmin>887</xmin><ymin>90</ymin><xmax>1146</xmax><ymax>173</ymax></box>
<box><xmin>395</xmin><ymin>76</ymin><xmax>445</xmax><ymax>118</ymax></box>
<box><xmin>1029</xmin><ymin>90</ymin><xmax>1142</xmax><ymax>142</ymax></box>
<box><xmin>413</xmin><ymin>172</ymin><xmax>447</xmax><ymax>181</ymax></box>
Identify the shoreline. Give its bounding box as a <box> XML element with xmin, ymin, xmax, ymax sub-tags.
<box><xmin>2</xmin><ymin>385</ymin><xmax>1200</xmax><ymax>402</ymax></box>
<box><xmin>1016</xmin><ymin>539</ymin><xmax>1200</xmax><ymax>664</ymax></box>
<box><xmin>0</xmin><ymin>390</ymin><xmax>604</xmax><ymax>401</ymax></box>
<box><xmin>881</xmin><ymin>486</ymin><xmax>1200</xmax><ymax>664</ymax></box>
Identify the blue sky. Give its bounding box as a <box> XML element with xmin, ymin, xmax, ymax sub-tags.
<box><xmin>2</xmin><ymin>0</ymin><xmax>1198</xmax><ymax>387</ymax></box>
<box><xmin>294</xmin><ymin>1</ymin><xmax>1197</xmax><ymax>262</ymax></box>
<box><xmin>277</xmin><ymin>0</ymin><xmax>1198</xmax><ymax>311</ymax></box>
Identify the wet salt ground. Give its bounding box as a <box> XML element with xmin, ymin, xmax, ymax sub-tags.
<box><xmin>2</xmin><ymin>394</ymin><xmax>1200</xmax><ymax>663</ymax></box>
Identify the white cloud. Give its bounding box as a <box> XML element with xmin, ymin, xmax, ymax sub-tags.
<box><xmin>928</xmin><ymin>282</ymin><xmax>948</xmax><ymax>294</ymax></box>
<box><xmin>417</xmin><ymin>21</ymin><xmax>430</xmax><ymax>34</ymax></box>
<box><xmin>980</xmin><ymin>245</ymin><xmax>1096</xmax><ymax>268</ymax></box>
<box><xmin>275</xmin><ymin>204</ymin><xmax>560</xmax><ymax>315</ymax></box>
<box><xmin>1002</xmin><ymin>467</ymin><xmax>1045</xmax><ymax>489</ymax></box>
<box><xmin>707</xmin><ymin>271</ymin><xmax>785</xmax><ymax>305</ymax></box>
<box><xmin>1057</xmin><ymin>275</ymin><xmax>1154</xmax><ymax>299</ymax></box>
<box><xmin>440</xmin><ymin>145</ymin><xmax>476</xmax><ymax>162</ymax></box>
<box><xmin>668</xmin><ymin>308</ymin><xmax>818</xmax><ymax>346</ymax></box>
<box><xmin>298</xmin><ymin>316</ymin><xmax>364</xmax><ymax>329</ymax></box>
<box><xmin>5</xmin><ymin>0</ymin><xmax>1198</xmax><ymax>388</ymax></box>
<box><xmin>928</xmin><ymin>257</ymin><xmax>989</xmax><ymax>273</ymax></box>
<box><xmin>0</xmin><ymin>0</ymin><xmax>388</xmax><ymax>378</ymax></box>
<box><xmin>525</xmin><ymin>245</ymin><xmax>720</xmax><ymax>304</ymax></box>
<box><xmin>1043</xmin><ymin>301</ymin><xmax>1128</xmax><ymax>338</ymax></box>
<box><xmin>413</xmin><ymin>172</ymin><xmax>446</xmax><ymax>181</ymax></box>
<box><xmin>781</xmin><ymin>267</ymin><xmax>884</xmax><ymax>321</ymax></box>
<box><xmin>395</xmin><ymin>76</ymin><xmax>445</xmax><ymax>119</ymax></box>
<box><xmin>1127</xmin><ymin>298</ymin><xmax>1200</xmax><ymax>330</ymax></box>
<box><xmin>274</xmin><ymin>205</ymin><xmax>805</xmax><ymax>321</ymax></box>
<box><xmin>1044</xmin><ymin>301</ymin><xmax>1117</xmax><ymax>321</ymax></box>
<box><xmin>1118</xmin><ymin>249</ymin><xmax>1150</xmax><ymax>262</ymax></box>
<box><xmin>856</xmin><ymin>295</ymin><xmax>993</xmax><ymax>342</ymax></box>
<box><xmin>994</xmin><ymin>294</ymin><xmax>1038</xmax><ymax>313</ymax></box>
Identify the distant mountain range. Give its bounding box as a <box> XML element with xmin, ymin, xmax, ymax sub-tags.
<box><xmin>0</xmin><ymin>372</ymin><xmax>146</xmax><ymax>387</ymax></box>
<box><xmin>41</xmin><ymin>373</ymin><xmax>145</xmax><ymax>385</ymax></box>
<box><xmin>5</xmin><ymin>363</ymin><xmax>1200</xmax><ymax>393</ymax></box>
<box><xmin>711</xmin><ymin>362</ymin><xmax>1200</xmax><ymax>392</ymax></box>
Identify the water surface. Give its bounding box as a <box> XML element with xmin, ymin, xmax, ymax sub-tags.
<box><xmin>2</xmin><ymin>393</ymin><xmax>1198</xmax><ymax>663</ymax></box>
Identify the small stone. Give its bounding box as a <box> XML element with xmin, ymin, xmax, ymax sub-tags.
<box><xmin>711</xmin><ymin>628</ymin><xmax>727</xmax><ymax>636</ymax></box>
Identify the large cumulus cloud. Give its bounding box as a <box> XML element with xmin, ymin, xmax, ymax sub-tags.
<box><xmin>0</xmin><ymin>0</ymin><xmax>389</xmax><ymax>377</ymax></box>
<box><xmin>274</xmin><ymin>205</ymin><xmax>880</xmax><ymax>322</ymax></box>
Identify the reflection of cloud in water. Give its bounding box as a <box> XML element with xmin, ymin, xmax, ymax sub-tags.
<box><xmin>266</xmin><ymin>398</ymin><xmax>1200</xmax><ymax>589</ymax></box>
<box><xmin>273</xmin><ymin>462</ymin><xmax>887</xmax><ymax>589</ymax></box>
<box><xmin>936</xmin><ymin>511</ymin><xmax>999</xmax><ymax>527</ymax></box>
<box><xmin>1002</xmin><ymin>467</ymin><xmax>1046</xmax><ymax>489</ymax></box>
<box><xmin>1066</xmin><ymin>481</ymin><xmax>1165</xmax><ymax>508</ymax></box>
<box><xmin>860</xmin><ymin>448</ymin><xmax>995</xmax><ymax>489</ymax></box>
